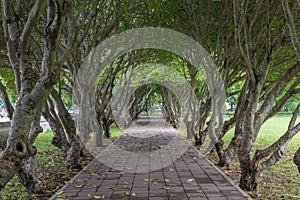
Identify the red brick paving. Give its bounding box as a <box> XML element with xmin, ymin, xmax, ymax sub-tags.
<box><xmin>50</xmin><ymin>117</ymin><xmax>252</xmax><ymax>200</ymax></box>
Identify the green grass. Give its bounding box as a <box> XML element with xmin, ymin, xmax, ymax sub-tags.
<box><xmin>222</xmin><ymin>115</ymin><xmax>300</xmax><ymax>149</ymax></box>
<box><xmin>221</xmin><ymin>115</ymin><xmax>300</xmax><ymax>199</ymax></box>
<box><xmin>110</xmin><ymin>123</ymin><xmax>124</xmax><ymax>137</ymax></box>
<box><xmin>0</xmin><ymin>125</ymin><xmax>123</xmax><ymax>199</ymax></box>
<box><xmin>0</xmin><ymin>131</ymin><xmax>71</xmax><ymax>199</ymax></box>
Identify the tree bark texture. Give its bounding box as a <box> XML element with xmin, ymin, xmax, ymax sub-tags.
<box><xmin>51</xmin><ymin>89</ymin><xmax>81</xmax><ymax>169</ymax></box>
<box><xmin>0</xmin><ymin>0</ymin><xmax>69</xmax><ymax>190</ymax></box>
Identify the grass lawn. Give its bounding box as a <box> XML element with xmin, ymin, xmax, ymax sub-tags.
<box><xmin>0</xmin><ymin>131</ymin><xmax>93</xmax><ymax>200</ymax></box>
<box><xmin>221</xmin><ymin>115</ymin><xmax>300</xmax><ymax>199</ymax></box>
<box><xmin>110</xmin><ymin>123</ymin><xmax>124</xmax><ymax>137</ymax></box>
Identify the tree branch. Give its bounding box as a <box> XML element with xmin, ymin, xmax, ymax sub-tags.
<box><xmin>0</xmin><ymin>81</ymin><xmax>14</xmax><ymax>119</ymax></box>
<box><xmin>20</xmin><ymin>0</ymin><xmax>46</xmax><ymax>54</ymax></box>
<box><xmin>256</xmin><ymin>103</ymin><xmax>300</xmax><ymax>168</ymax></box>
<box><xmin>282</xmin><ymin>0</ymin><xmax>300</xmax><ymax>61</ymax></box>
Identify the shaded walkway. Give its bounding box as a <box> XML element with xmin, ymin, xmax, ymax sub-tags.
<box><xmin>50</xmin><ymin>117</ymin><xmax>251</xmax><ymax>200</ymax></box>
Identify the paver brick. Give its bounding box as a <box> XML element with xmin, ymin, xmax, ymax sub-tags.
<box><xmin>50</xmin><ymin>117</ymin><xmax>252</xmax><ymax>200</ymax></box>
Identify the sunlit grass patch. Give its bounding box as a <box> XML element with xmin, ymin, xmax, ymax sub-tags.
<box><xmin>110</xmin><ymin>123</ymin><xmax>124</xmax><ymax>137</ymax></box>
<box><xmin>220</xmin><ymin>115</ymin><xmax>300</xmax><ymax>199</ymax></box>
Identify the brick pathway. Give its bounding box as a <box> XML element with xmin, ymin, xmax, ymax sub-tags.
<box><xmin>50</xmin><ymin>117</ymin><xmax>251</xmax><ymax>200</ymax></box>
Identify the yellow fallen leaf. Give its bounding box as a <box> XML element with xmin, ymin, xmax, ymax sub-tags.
<box><xmin>168</xmin><ymin>168</ymin><xmax>175</xmax><ymax>172</ymax></box>
<box><xmin>151</xmin><ymin>179</ymin><xmax>159</xmax><ymax>184</ymax></box>
<box><xmin>57</xmin><ymin>191</ymin><xmax>64</xmax><ymax>195</ymax></box>
<box><xmin>75</xmin><ymin>184</ymin><xmax>84</xmax><ymax>188</ymax></box>
<box><xmin>110</xmin><ymin>186</ymin><xmax>117</xmax><ymax>191</ymax></box>
<box><xmin>124</xmin><ymin>191</ymin><xmax>130</xmax><ymax>196</ymax></box>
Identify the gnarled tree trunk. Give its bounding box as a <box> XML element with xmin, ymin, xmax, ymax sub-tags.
<box><xmin>51</xmin><ymin>89</ymin><xmax>81</xmax><ymax>169</ymax></box>
<box><xmin>17</xmin><ymin>114</ymin><xmax>43</xmax><ymax>194</ymax></box>
<box><xmin>0</xmin><ymin>0</ymin><xmax>69</xmax><ymax>190</ymax></box>
<box><xmin>42</xmin><ymin>99</ymin><xmax>70</xmax><ymax>154</ymax></box>
<box><xmin>294</xmin><ymin>147</ymin><xmax>300</xmax><ymax>173</ymax></box>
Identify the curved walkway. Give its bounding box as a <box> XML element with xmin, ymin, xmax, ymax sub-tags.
<box><xmin>50</xmin><ymin>117</ymin><xmax>251</xmax><ymax>200</ymax></box>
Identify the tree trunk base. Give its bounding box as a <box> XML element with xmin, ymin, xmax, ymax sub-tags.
<box><xmin>239</xmin><ymin>165</ymin><xmax>260</xmax><ymax>191</ymax></box>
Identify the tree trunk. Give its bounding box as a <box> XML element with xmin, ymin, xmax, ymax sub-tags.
<box><xmin>195</xmin><ymin>123</ymin><xmax>209</xmax><ymax>146</ymax></box>
<box><xmin>215</xmin><ymin>116</ymin><xmax>237</xmax><ymax>166</ymax></box>
<box><xmin>17</xmin><ymin>115</ymin><xmax>43</xmax><ymax>195</ymax></box>
<box><xmin>238</xmin><ymin>81</ymin><xmax>261</xmax><ymax>191</ymax></box>
<box><xmin>215</xmin><ymin>140</ymin><xmax>227</xmax><ymax>167</ymax></box>
<box><xmin>239</xmin><ymin>161</ymin><xmax>260</xmax><ymax>191</ymax></box>
<box><xmin>0</xmin><ymin>81</ymin><xmax>14</xmax><ymax>119</ymax></box>
<box><xmin>294</xmin><ymin>147</ymin><xmax>300</xmax><ymax>173</ymax></box>
<box><xmin>101</xmin><ymin>117</ymin><xmax>111</xmax><ymax>138</ymax></box>
<box><xmin>222</xmin><ymin>81</ymin><xmax>249</xmax><ymax>165</ymax></box>
<box><xmin>42</xmin><ymin>99</ymin><xmax>70</xmax><ymax>154</ymax></box>
<box><xmin>93</xmin><ymin>119</ymin><xmax>103</xmax><ymax>147</ymax></box>
<box><xmin>0</xmin><ymin>108</ymin><xmax>38</xmax><ymax>189</ymax></box>
<box><xmin>28</xmin><ymin>113</ymin><xmax>43</xmax><ymax>143</ymax></box>
<box><xmin>0</xmin><ymin>0</ymin><xmax>69</xmax><ymax>189</ymax></box>
<box><xmin>17</xmin><ymin>155</ymin><xmax>39</xmax><ymax>195</ymax></box>
<box><xmin>51</xmin><ymin>90</ymin><xmax>81</xmax><ymax>169</ymax></box>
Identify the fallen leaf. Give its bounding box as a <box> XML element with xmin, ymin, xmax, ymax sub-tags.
<box><xmin>88</xmin><ymin>194</ymin><xmax>105</xmax><ymax>199</ymax></box>
<box><xmin>110</xmin><ymin>186</ymin><xmax>117</xmax><ymax>191</ymax></box>
<box><xmin>123</xmin><ymin>191</ymin><xmax>130</xmax><ymax>196</ymax></box>
<box><xmin>151</xmin><ymin>179</ymin><xmax>159</xmax><ymax>184</ymax></box>
<box><xmin>168</xmin><ymin>168</ymin><xmax>175</xmax><ymax>172</ymax></box>
<box><xmin>75</xmin><ymin>184</ymin><xmax>84</xmax><ymax>188</ymax></box>
<box><xmin>94</xmin><ymin>195</ymin><xmax>105</xmax><ymax>199</ymax></box>
<box><xmin>162</xmin><ymin>186</ymin><xmax>170</xmax><ymax>190</ymax></box>
<box><xmin>185</xmin><ymin>179</ymin><xmax>195</xmax><ymax>184</ymax></box>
